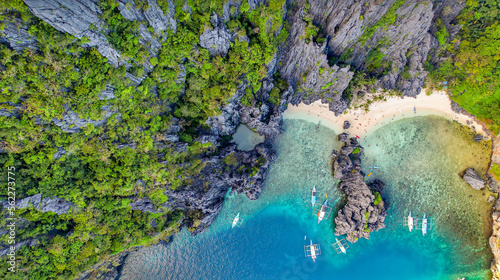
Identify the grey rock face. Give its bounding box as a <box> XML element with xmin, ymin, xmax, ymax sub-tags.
<box><xmin>130</xmin><ymin>197</ymin><xmax>160</xmax><ymax>213</ymax></box>
<box><xmin>76</xmin><ymin>249</ymin><xmax>134</xmax><ymax>280</ymax></box>
<box><xmin>98</xmin><ymin>84</ymin><xmax>115</xmax><ymax>100</ymax></box>
<box><xmin>53</xmin><ymin>147</ymin><xmax>67</xmax><ymax>159</ymax></box>
<box><xmin>24</xmin><ymin>0</ymin><xmax>124</xmax><ymax>67</ymax></box>
<box><xmin>199</xmin><ymin>13</ymin><xmax>232</xmax><ymax>56</ymax></box>
<box><xmin>162</xmin><ymin>142</ymin><xmax>276</xmax><ymax>235</ymax></box>
<box><xmin>343</xmin><ymin>121</ymin><xmax>351</xmax><ymax>130</ymax></box>
<box><xmin>279</xmin><ymin>5</ymin><xmax>353</xmax><ymax>115</ymax></box>
<box><xmin>463</xmin><ymin>168</ymin><xmax>485</xmax><ymax>190</ymax></box>
<box><xmin>0</xmin><ymin>103</ymin><xmax>22</xmax><ymax>118</ymax></box>
<box><xmin>0</xmin><ymin>18</ymin><xmax>38</xmax><ymax>51</ymax></box>
<box><xmin>52</xmin><ymin>105</ymin><xmax>120</xmax><ymax>133</ymax></box>
<box><xmin>332</xmin><ymin>135</ymin><xmax>388</xmax><ymax>243</ymax></box>
<box><xmin>1</xmin><ymin>193</ymin><xmax>76</xmax><ymax>215</ymax></box>
<box><xmin>0</xmin><ymin>238</ymin><xmax>39</xmax><ymax>256</ymax></box>
<box><xmin>279</xmin><ymin>0</ymin><xmax>466</xmax><ymax>108</ymax></box>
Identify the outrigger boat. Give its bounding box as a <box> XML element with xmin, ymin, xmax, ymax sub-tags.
<box><xmin>317</xmin><ymin>199</ymin><xmax>328</xmax><ymax>224</ymax></box>
<box><xmin>311</xmin><ymin>186</ymin><xmax>317</xmax><ymax>207</ymax></box>
<box><xmin>232</xmin><ymin>213</ymin><xmax>241</xmax><ymax>228</ymax></box>
<box><xmin>332</xmin><ymin>238</ymin><xmax>348</xmax><ymax>254</ymax></box>
<box><xmin>422</xmin><ymin>214</ymin><xmax>428</xmax><ymax>236</ymax></box>
<box><xmin>310</xmin><ymin>240</ymin><xmax>317</xmax><ymax>262</ymax></box>
<box><xmin>304</xmin><ymin>240</ymin><xmax>320</xmax><ymax>262</ymax></box>
<box><xmin>408</xmin><ymin>212</ymin><xmax>414</xmax><ymax>232</ymax></box>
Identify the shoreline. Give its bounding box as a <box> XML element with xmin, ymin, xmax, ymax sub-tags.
<box><xmin>282</xmin><ymin>89</ymin><xmax>488</xmax><ymax>138</ymax></box>
<box><xmin>284</xmin><ymin>88</ymin><xmax>498</xmax><ymax>278</ymax></box>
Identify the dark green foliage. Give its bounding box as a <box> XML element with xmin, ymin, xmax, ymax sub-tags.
<box><xmin>0</xmin><ymin>0</ymin><xmax>289</xmax><ymax>279</ymax></box>
<box><xmin>365</xmin><ymin>47</ymin><xmax>391</xmax><ymax>77</ymax></box>
<box><xmin>98</xmin><ymin>0</ymin><xmax>149</xmax><ymax>62</ymax></box>
<box><xmin>373</xmin><ymin>192</ymin><xmax>382</xmax><ymax>205</ymax></box>
<box><xmin>435</xmin><ymin>18</ymin><xmax>449</xmax><ymax>46</ymax></box>
<box><xmin>352</xmin><ymin>147</ymin><xmax>361</xmax><ymax>154</ymax></box>
<box><xmin>430</xmin><ymin>0</ymin><xmax>500</xmax><ymax>133</ymax></box>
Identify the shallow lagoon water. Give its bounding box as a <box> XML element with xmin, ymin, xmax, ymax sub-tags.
<box><xmin>231</xmin><ymin>124</ymin><xmax>266</xmax><ymax>151</ymax></box>
<box><xmin>120</xmin><ymin>115</ymin><xmax>492</xmax><ymax>280</ymax></box>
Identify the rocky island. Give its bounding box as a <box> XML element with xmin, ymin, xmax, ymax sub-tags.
<box><xmin>332</xmin><ymin>133</ymin><xmax>388</xmax><ymax>242</ymax></box>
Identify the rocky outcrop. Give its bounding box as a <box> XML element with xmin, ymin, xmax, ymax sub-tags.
<box><xmin>52</xmin><ymin>105</ymin><xmax>120</xmax><ymax>133</ymax></box>
<box><xmin>22</xmin><ymin>0</ymin><xmax>176</xmax><ymax>67</ymax></box>
<box><xmin>129</xmin><ymin>197</ymin><xmax>160</xmax><ymax>213</ymax></box>
<box><xmin>1</xmin><ymin>193</ymin><xmax>77</xmax><ymax>215</ymax></box>
<box><xmin>76</xmin><ymin>249</ymin><xmax>136</xmax><ymax>280</ymax></box>
<box><xmin>162</xmin><ymin>142</ymin><xmax>276</xmax><ymax>235</ymax></box>
<box><xmin>463</xmin><ymin>168</ymin><xmax>485</xmax><ymax>190</ymax></box>
<box><xmin>0</xmin><ymin>238</ymin><xmax>39</xmax><ymax>256</ymax></box>
<box><xmin>199</xmin><ymin>13</ymin><xmax>232</xmax><ymax>56</ymax></box>
<box><xmin>332</xmin><ymin>133</ymin><xmax>388</xmax><ymax>243</ymax></box>
<box><xmin>23</xmin><ymin>0</ymin><xmax>124</xmax><ymax>67</ymax></box>
<box><xmin>0</xmin><ymin>17</ymin><xmax>38</xmax><ymax>51</ymax></box>
<box><xmin>279</xmin><ymin>3</ymin><xmax>353</xmax><ymax>115</ymax></box>
<box><xmin>206</xmin><ymin>76</ymin><xmax>284</xmax><ymax>138</ymax></box>
<box><xmin>279</xmin><ymin>0</ymin><xmax>465</xmax><ymax>104</ymax></box>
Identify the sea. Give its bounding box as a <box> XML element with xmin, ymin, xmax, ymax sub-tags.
<box><xmin>119</xmin><ymin>113</ymin><xmax>493</xmax><ymax>280</ymax></box>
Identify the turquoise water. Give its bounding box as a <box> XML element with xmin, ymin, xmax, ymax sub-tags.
<box><xmin>119</xmin><ymin>115</ymin><xmax>492</xmax><ymax>280</ymax></box>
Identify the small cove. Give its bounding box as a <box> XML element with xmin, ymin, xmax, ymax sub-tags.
<box><xmin>231</xmin><ymin>124</ymin><xmax>266</xmax><ymax>151</ymax></box>
<box><xmin>119</xmin><ymin>114</ymin><xmax>493</xmax><ymax>280</ymax></box>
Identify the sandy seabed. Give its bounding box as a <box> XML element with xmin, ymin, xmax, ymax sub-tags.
<box><xmin>283</xmin><ymin>89</ymin><xmax>488</xmax><ymax>138</ymax></box>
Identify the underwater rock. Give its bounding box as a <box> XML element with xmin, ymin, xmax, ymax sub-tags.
<box><xmin>463</xmin><ymin>168</ymin><xmax>485</xmax><ymax>190</ymax></box>
<box><xmin>332</xmin><ymin>134</ymin><xmax>388</xmax><ymax>243</ymax></box>
<box><xmin>473</xmin><ymin>135</ymin><xmax>483</xmax><ymax>143</ymax></box>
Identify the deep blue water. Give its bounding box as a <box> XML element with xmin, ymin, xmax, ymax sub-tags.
<box><xmin>119</xmin><ymin>115</ymin><xmax>492</xmax><ymax>280</ymax></box>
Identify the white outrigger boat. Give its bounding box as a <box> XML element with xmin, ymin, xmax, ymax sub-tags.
<box><xmin>421</xmin><ymin>214</ymin><xmax>428</xmax><ymax>236</ymax></box>
<box><xmin>317</xmin><ymin>199</ymin><xmax>328</xmax><ymax>224</ymax></box>
<box><xmin>332</xmin><ymin>238</ymin><xmax>348</xmax><ymax>254</ymax></box>
<box><xmin>231</xmin><ymin>213</ymin><xmax>242</xmax><ymax>228</ymax></box>
<box><xmin>311</xmin><ymin>186</ymin><xmax>317</xmax><ymax>207</ymax></box>
<box><xmin>408</xmin><ymin>212</ymin><xmax>414</xmax><ymax>232</ymax></box>
<box><xmin>304</xmin><ymin>240</ymin><xmax>321</xmax><ymax>262</ymax></box>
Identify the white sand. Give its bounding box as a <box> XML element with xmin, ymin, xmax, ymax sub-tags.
<box><xmin>283</xmin><ymin>89</ymin><xmax>488</xmax><ymax>138</ymax></box>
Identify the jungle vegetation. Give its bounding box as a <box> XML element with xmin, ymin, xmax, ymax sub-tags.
<box><xmin>0</xmin><ymin>0</ymin><xmax>286</xmax><ymax>279</ymax></box>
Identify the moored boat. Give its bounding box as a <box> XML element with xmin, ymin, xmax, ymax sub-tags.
<box><xmin>311</xmin><ymin>186</ymin><xmax>317</xmax><ymax>207</ymax></box>
<box><xmin>232</xmin><ymin>213</ymin><xmax>240</xmax><ymax>228</ymax></box>
<box><xmin>317</xmin><ymin>199</ymin><xmax>328</xmax><ymax>224</ymax></box>
<box><xmin>422</xmin><ymin>214</ymin><xmax>428</xmax><ymax>236</ymax></box>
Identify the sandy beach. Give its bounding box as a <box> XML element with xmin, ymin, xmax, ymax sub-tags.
<box><xmin>283</xmin><ymin>89</ymin><xmax>488</xmax><ymax>138</ymax></box>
